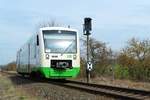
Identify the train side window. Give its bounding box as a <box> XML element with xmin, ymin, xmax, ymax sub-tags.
<box><xmin>37</xmin><ymin>35</ymin><xmax>39</xmax><ymax>46</ymax></box>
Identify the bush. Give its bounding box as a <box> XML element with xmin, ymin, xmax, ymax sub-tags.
<box><xmin>4</xmin><ymin>62</ymin><xmax>16</xmax><ymax>71</ymax></box>
<box><xmin>114</xmin><ymin>65</ymin><xmax>129</xmax><ymax>79</ymax></box>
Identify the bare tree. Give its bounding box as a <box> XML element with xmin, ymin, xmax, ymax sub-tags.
<box><xmin>122</xmin><ymin>38</ymin><xmax>150</xmax><ymax>62</ymax></box>
<box><xmin>80</xmin><ymin>37</ymin><xmax>113</xmax><ymax>74</ymax></box>
<box><xmin>37</xmin><ymin>19</ymin><xmax>61</xmax><ymax>29</ymax></box>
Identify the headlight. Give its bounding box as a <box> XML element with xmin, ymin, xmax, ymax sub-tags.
<box><xmin>46</xmin><ymin>54</ymin><xmax>49</xmax><ymax>59</ymax></box>
<box><xmin>73</xmin><ymin>55</ymin><xmax>77</xmax><ymax>60</ymax></box>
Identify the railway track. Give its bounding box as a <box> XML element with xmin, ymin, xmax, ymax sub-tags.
<box><xmin>1</xmin><ymin>71</ymin><xmax>150</xmax><ymax>100</ymax></box>
<box><xmin>56</xmin><ymin>80</ymin><xmax>150</xmax><ymax>100</ymax></box>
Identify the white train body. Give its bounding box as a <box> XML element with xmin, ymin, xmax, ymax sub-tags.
<box><xmin>16</xmin><ymin>27</ymin><xmax>80</xmax><ymax>78</ymax></box>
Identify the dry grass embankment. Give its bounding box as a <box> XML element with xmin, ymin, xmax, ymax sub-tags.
<box><xmin>74</xmin><ymin>76</ymin><xmax>150</xmax><ymax>91</ymax></box>
<box><xmin>0</xmin><ymin>73</ymin><xmax>35</xmax><ymax>100</ymax></box>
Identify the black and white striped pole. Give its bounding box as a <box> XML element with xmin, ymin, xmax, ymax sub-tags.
<box><xmin>83</xmin><ymin>17</ymin><xmax>93</xmax><ymax>83</ymax></box>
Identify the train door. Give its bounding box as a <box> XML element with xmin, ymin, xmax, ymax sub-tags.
<box><xmin>36</xmin><ymin>35</ymin><xmax>40</xmax><ymax>65</ymax></box>
<box><xmin>28</xmin><ymin>43</ymin><xmax>31</xmax><ymax>73</ymax></box>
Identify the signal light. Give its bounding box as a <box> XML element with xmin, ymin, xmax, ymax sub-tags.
<box><xmin>83</xmin><ymin>17</ymin><xmax>92</xmax><ymax>35</ymax></box>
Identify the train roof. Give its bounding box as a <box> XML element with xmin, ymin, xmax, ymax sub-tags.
<box><xmin>40</xmin><ymin>27</ymin><xmax>78</xmax><ymax>32</ymax></box>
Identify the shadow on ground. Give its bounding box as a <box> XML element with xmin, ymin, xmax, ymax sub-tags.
<box><xmin>8</xmin><ymin>74</ymin><xmax>68</xmax><ymax>86</ymax></box>
<box><xmin>8</xmin><ymin>75</ymin><xmax>38</xmax><ymax>86</ymax></box>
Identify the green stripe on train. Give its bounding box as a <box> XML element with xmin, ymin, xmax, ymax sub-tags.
<box><xmin>31</xmin><ymin>67</ymin><xmax>80</xmax><ymax>78</ymax></box>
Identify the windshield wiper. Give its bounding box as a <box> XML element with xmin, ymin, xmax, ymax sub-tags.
<box><xmin>61</xmin><ymin>41</ymin><xmax>74</xmax><ymax>55</ymax></box>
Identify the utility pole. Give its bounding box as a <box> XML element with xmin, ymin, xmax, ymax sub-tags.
<box><xmin>83</xmin><ymin>17</ymin><xmax>92</xmax><ymax>83</ymax></box>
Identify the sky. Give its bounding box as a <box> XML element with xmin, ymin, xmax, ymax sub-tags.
<box><xmin>0</xmin><ymin>0</ymin><xmax>150</xmax><ymax>65</ymax></box>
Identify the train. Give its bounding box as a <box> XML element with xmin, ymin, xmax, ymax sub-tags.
<box><xmin>16</xmin><ymin>27</ymin><xmax>80</xmax><ymax>79</ymax></box>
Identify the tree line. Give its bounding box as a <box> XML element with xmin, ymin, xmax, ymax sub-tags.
<box><xmin>80</xmin><ymin>37</ymin><xmax>150</xmax><ymax>82</ymax></box>
<box><xmin>1</xmin><ymin>61</ymin><xmax>16</xmax><ymax>71</ymax></box>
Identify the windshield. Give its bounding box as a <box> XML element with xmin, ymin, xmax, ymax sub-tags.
<box><xmin>43</xmin><ymin>30</ymin><xmax>77</xmax><ymax>53</ymax></box>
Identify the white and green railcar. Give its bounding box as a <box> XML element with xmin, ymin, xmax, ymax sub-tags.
<box><xmin>16</xmin><ymin>27</ymin><xmax>80</xmax><ymax>78</ymax></box>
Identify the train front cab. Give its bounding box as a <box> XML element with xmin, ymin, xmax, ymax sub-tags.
<box><xmin>35</xmin><ymin>27</ymin><xmax>80</xmax><ymax>79</ymax></box>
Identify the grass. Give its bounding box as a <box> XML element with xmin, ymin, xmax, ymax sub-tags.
<box><xmin>0</xmin><ymin>73</ymin><xmax>35</xmax><ymax>100</ymax></box>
